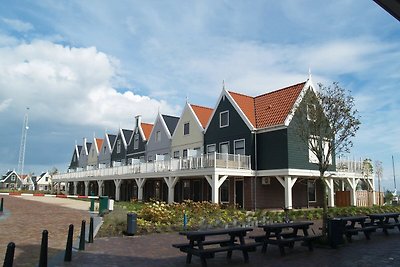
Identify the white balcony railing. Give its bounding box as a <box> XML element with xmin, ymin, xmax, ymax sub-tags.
<box><xmin>53</xmin><ymin>153</ymin><xmax>251</xmax><ymax>181</ymax></box>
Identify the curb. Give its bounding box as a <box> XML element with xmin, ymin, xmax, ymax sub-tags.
<box><xmin>0</xmin><ymin>192</ymin><xmax>99</xmax><ymax>199</ymax></box>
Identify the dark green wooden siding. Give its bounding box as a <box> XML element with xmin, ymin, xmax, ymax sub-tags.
<box><xmin>256</xmin><ymin>129</ymin><xmax>288</xmax><ymax>170</ymax></box>
<box><xmin>204</xmin><ymin>95</ymin><xmax>254</xmax><ymax>166</ymax></box>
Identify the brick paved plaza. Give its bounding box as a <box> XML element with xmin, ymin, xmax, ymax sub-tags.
<box><xmin>1</xmin><ymin>195</ymin><xmax>400</xmax><ymax>267</ymax></box>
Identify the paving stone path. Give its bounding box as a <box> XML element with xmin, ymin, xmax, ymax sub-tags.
<box><xmin>2</xmin><ymin>196</ymin><xmax>400</xmax><ymax>267</ymax></box>
<box><xmin>0</xmin><ymin>195</ymin><xmax>90</xmax><ymax>267</ymax></box>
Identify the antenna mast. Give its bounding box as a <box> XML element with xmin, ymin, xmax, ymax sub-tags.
<box><xmin>17</xmin><ymin>107</ymin><xmax>29</xmax><ymax>176</ymax></box>
<box><xmin>393</xmin><ymin>155</ymin><xmax>397</xmax><ymax>195</ymax></box>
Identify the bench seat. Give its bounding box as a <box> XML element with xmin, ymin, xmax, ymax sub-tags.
<box><xmin>172</xmin><ymin>238</ymin><xmax>236</xmax><ymax>250</ymax></box>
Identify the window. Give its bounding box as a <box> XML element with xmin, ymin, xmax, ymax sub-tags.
<box><xmin>219</xmin><ymin>142</ymin><xmax>229</xmax><ymax>154</ymax></box>
<box><xmin>116</xmin><ymin>140</ymin><xmax>121</xmax><ymax>154</ymax></box>
<box><xmin>183</xmin><ymin>122</ymin><xmax>190</xmax><ymax>135</ymax></box>
<box><xmin>133</xmin><ymin>134</ymin><xmax>139</xmax><ymax>150</ymax></box>
<box><xmin>11</xmin><ymin>175</ymin><xmax>16</xmax><ymax>182</ymax></box>
<box><xmin>220</xmin><ymin>180</ymin><xmax>229</xmax><ymax>203</ymax></box>
<box><xmin>308</xmin><ymin>136</ymin><xmax>332</xmax><ymax>164</ymax></box>
<box><xmin>155</xmin><ymin>131</ymin><xmax>161</xmax><ymax>142</ymax></box>
<box><xmin>234</xmin><ymin>139</ymin><xmax>245</xmax><ymax>155</ymax></box>
<box><xmin>219</xmin><ymin>110</ymin><xmax>229</xmax><ymax>128</ymax></box>
<box><xmin>207</xmin><ymin>144</ymin><xmax>216</xmax><ymax>154</ymax></box>
<box><xmin>183</xmin><ymin>180</ymin><xmax>190</xmax><ymax>200</ymax></box>
<box><xmin>45</xmin><ymin>177</ymin><xmax>48</xmax><ymax>182</ymax></box>
<box><xmin>307</xmin><ymin>104</ymin><xmax>317</xmax><ymax>121</ymax></box>
<box><xmin>173</xmin><ymin>151</ymin><xmax>179</xmax><ymax>158</ymax></box>
<box><xmin>308</xmin><ymin>180</ymin><xmax>316</xmax><ymax>202</ymax></box>
<box><xmin>103</xmin><ymin>146</ymin><xmax>106</xmax><ymax>154</ymax></box>
<box><xmin>148</xmin><ymin>155</ymin><xmax>153</xmax><ymax>162</ymax></box>
<box><xmin>183</xmin><ymin>149</ymin><xmax>188</xmax><ymax>158</ymax></box>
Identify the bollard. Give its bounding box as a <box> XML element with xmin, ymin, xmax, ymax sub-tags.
<box><xmin>90</xmin><ymin>198</ymin><xmax>95</xmax><ymax>212</ymax></box>
<box><xmin>39</xmin><ymin>230</ymin><xmax>48</xmax><ymax>267</ymax></box>
<box><xmin>64</xmin><ymin>224</ymin><xmax>74</xmax><ymax>262</ymax></box>
<box><xmin>183</xmin><ymin>212</ymin><xmax>187</xmax><ymax>230</ymax></box>
<box><xmin>89</xmin><ymin>217</ymin><xmax>94</xmax><ymax>243</ymax></box>
<box><xmin>79</xmin><ymin>220</ymin><xmax>86</xmax><ymax>250</ymax></box>
<box><xmin>126</xmin><ymin>213</ymin><xmax>137</xmax><ymax>236</ymax></box>
<box><xmin>3</xmin><ymin>242</ymin><xmax>15</xmax><ymax>267</ymax></box>
<box><xmin>0</xmin><ymin>197</ymin><xmax>3</xmax><ymax>213</ymax></box>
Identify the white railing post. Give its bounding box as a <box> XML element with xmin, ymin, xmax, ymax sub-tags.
<box><xmin>238</xmin><ymin>154</ymin><xmax>241</xmax><ymax>169</ymax></box>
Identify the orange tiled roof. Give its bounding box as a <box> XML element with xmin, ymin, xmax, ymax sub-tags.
<box><xmin>190</xmin><ymin>104</ymin><xmax>213</xmax><ymax>128</ymax></box>
<box><xmin>95</xmin><ymin>138</ymin><xmax>104</xmax><ymax>151</ymax></box>
<box><xmin>254</xmin><ymin>82</ymin><xmax>305</xmax><ymax>128</ymax></box>
<box><xmin>228</xmin><ymin>81</ymin><xmax>306</xmax><ymax>129</ymax></box>
<box><xmin>228</xmin><ymin>91</ymin><xmax>256</xmax><ymax>126</ymax></box>
<box><xmin>141</xmin><ymin>123</ymin><xmax>153</xmax><ymax>140</ymax></box>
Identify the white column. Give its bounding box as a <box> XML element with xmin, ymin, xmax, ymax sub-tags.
<box><xmin>114</xmin><ymin>179</ymin><xmax>122</xmax><ymax>201</ymax></box>
<box><xmin>367</xmin><ymin>178</ymin><xmax>376</xmax><ymax>205</ymax></box>
<box><xmin>163</xmin><ymin>176</ymin><xmax>179</xmax><ymax>203</ymax></box>
<box><xmin>205</xmin><ymin>174</ymin><xmax>228</xmax><ymax>204</ymax></box>
<box><xmin>97</xmin><ymin>180</ymin><xmax>104</xmax><ymax>196</ymax></box>
<box><xmin>65</xmin><ymin>182</ymin><xmax>69</xmax><ymax>195</ymax></box>
<box><xmin>84</xmin><ymin>181</ymin><xmax>89</xmax><ymax>196</ymax></box>
<box><xmin>134</xmin><ymin>178</ymin><xmax>146</xmax><ymax>202</ymax></box>
<box><xmin>276</xmin><ymin>176</ymin><xmax>298</xmax><ymax>209</ymax></box>
<box><xmin>324</xmin><ymin>178</ymin><xmax>335</xmax><ymax>207</ymax></box>
<box><xmin>346</xmin><ymin>177</ymin><xmax>359</xmax><ymax>206</ymax></box>
<box><xmin>73</xmin><ymin>181</ymin><xmax>78</xmax><ymax>195</ymax></box>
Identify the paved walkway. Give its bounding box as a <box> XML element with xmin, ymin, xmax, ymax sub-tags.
<box><xmin>2</xmin><ymin>196</ymin><xmax>400</xmax><ymax>267</ymax></box>
<box><xmin>0</xmin><ymin>195</ymin><xmax>91</xmax><ymax>267</ymax></box>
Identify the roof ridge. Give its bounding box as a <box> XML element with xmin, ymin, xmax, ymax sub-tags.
<box><xmin>228</xmin><ymin>90</ymin><xmax>254</xmax><ymax>99</ymax></box>
<box><xmin>162</xmin><ymin>114</ymin><xmax>180</xmax><ymax>119</ymax></box>
<box><xmin>141</xmin><ymin>122</ymin><xmax>154</xmax><ymax>126</ymax></box>
<box><xmin>255</xmin><ymin>81</ymin><xmax>306</xmax><ymax>99</ymax></box>
<box><xmin>190</xmin><ymin>103</ymin><xmax>213</xmax><ymax>110</ymax></box>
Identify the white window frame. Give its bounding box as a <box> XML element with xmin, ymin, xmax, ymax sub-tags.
<box><xmin>155</xmin><ymin>131</ymin><xmax>161</xmax><ymax>142</ymax></box>
<box><xmin>219</xmin><ymin>110</ymin><xmax>229</xmax><ymax>128</ymax></box>
<box><xmin>116</xmin><ymin>139</ymin><xmax>121</xmax><ymax>154</ymax></box>
<box><xmin>234</xmin><ymin>139</ymin><xmax>245</xmax><ymax>155</ymax></box>
<box><xmin>207</xmin><ymin>144</ymin><xmax>216</xmax><ymax>154</ymax></box>
<box><xmin>219</xmin><ymin>179</ymin><xmax>229</xmax><ymax>203</ymax></box>
<box><xmin>183</xmin><ymin>149</ymin><xmax>188</xmax><ymax>158</ymax></box>
<box><xmin>133</xmin><ymin>134</ymin><xmax>139</xmax><ymax>150</ymax></box>
<box><xmin>173</xmin><ymin>151</ymin><xmax>179</xmax><ymax>158</ymax></box>
<box><xmin>307</xmin><ymin>104</ymin><xmax>317</xmax><ymax>122</ymax></box>
<box><xmin>183</xmin><ymin>122</ymin><xmax>190</xmax><ymax>135</ymax></box>
<box><xmin>219</xmin><ymin>141</ymin><xmax>229</xmax><ymax>154</ymax></box>
<box><xmin>307</xmin><ymin>180</ymin><xmax>317</xmax><ymax>202</ymax></box>
<box><xmin>308</xmin><ymin>136</ymin><xmax>332</xmax><ymax>164</ymax></box>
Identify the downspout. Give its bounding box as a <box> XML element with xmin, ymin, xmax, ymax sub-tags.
<box><xmin>254</xmin><ymin>130</ymin><xmax>258</xmax><ymax>211</ymax></box>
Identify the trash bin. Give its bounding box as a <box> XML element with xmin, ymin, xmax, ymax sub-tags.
<box><xmin>126</xmin><ymin>213</ymin><xmax>137</xmax><ymax>236</ymax></box>
<box><xmin>89</xmin><ymin>198</ymin><xmax>95</xmax><ymax>212</ymax></box>
<box><xmin>98</xmin><ymin>196</ymin><xmax>109</xmax><ymax>215</ymax></box>
<box><xmin>328</xmin><ymin>218</ymin><xmax>344</xmax><ymax>248</ymax></box>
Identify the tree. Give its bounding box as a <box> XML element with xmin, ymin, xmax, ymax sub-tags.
<box><xmin>293</xmin><ymin>81</ymin><xmax>361</xmax><ymax>234</ymax></box>
<box><xmin>374</xmin><ymin>160</ymin><xmax>383</xmax><ymax>205</ymax></box>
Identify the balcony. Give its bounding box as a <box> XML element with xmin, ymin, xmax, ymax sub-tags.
<box><xmin>53</xmin><ymin>153</ymin><xmax>252</xmax><ymax>181</ymax></box>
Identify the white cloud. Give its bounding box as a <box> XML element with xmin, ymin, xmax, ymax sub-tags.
<box><xmin>2</xmin><ymin>18</ymin><xmax>34</xmax><ymax>32</ymax></box>
<box><xmin>0</xmin><ymin>98</ymin><xmax>12</xmax><ymax>111</ymax></box>
<box><xmin>0</xmin><ymin>40</ymin><xmax>178</xmax><ymax>130</ymax></box>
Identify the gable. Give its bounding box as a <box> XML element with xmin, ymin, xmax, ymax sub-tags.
<box><xmin>162</xmin><ymin>115</ymin><xmax>179</xmax><ymax>135</ymax></box>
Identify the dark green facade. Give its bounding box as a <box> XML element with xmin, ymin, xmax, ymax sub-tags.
<box><xmin>204</xmin><ymin>95</ymin><xmax>255</xmax><ymax>167</ymax></box>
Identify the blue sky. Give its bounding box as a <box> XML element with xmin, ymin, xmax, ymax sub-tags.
<box><xmin>0</xmin><ymin>1</ymin><xmax>399</xmax><ymax>191</ymax></box>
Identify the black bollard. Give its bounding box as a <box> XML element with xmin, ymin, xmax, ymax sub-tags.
<box><xmin>3</xmin><ymin>242</ymin><xmax>15</xmax><ymax>267</ymax></box>
<box><xmin>88</xmin><ymin>217</ymin><xmax>94</xmax><ymax>243</ymax></box>
<box><xmin>0</xmin><ymin>197</ymin><xmax>3</xmax><ymax>212</ymax></box>
<box><xmin>39</xmin><ymin>230</ymin><xmax>48</xmax><ymax>267</ymax></box>
<box><xmin>79</xmin><ymin>220</ymin><xmax>86</xmax><ymax>250</ymax></box>
<box><xmin>64</xmin><ymin>224</ymin><xmax>74</xmax><ymax>262</ymax></box>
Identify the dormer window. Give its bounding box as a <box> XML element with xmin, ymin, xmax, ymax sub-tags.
<box><xmin>184</xmin><ymin>122</ymin><xmax>190</xmax><ymax>135</ymax></box>
<box><xmin>116</xmin><ymin>140</ymin><xmax>121</xmax><ymax>153</ymax></box>
<box><xmin>219</xmin><ymin>110</ymin><xmax>229</xmax><ymax>128</ymax></box>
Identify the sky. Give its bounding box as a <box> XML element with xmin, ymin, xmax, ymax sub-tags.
<box><xmin>0</xmin><ymin>1</ymin><xmax>399</xmax><ymax>191</ymax></box>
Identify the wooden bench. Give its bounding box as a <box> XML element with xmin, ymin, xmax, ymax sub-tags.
<box><xmin>172</xmin><ymin>238</ymin><xmax>236</xmax><ymax>251</ymax></box>
<box><xmin>344</xmin><ymin>225</ymin><xmax>378</xmax><ymax>242</ymax></box>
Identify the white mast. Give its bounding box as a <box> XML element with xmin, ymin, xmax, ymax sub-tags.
<box><xmin>17</xmin><ymin>107</ymin><xmax>29</xmax><ymax>176</ymax></box>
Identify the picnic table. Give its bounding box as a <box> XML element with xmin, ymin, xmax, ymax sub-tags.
<box><xmin>173</xmin><ymin>227</ymin><xmax>259</xmax><ymax>267</ymax></box>
<box><xmin>253</xmin><ymin>221</ymin><xmax>317</xmax><ymax>256</ymax></box>
<box><xmin>338</xmin><ymin>215</ymin><xmax>377</xmax><ymax>242</ymax></box>
<box><xmin>368</xmin><ymin>212</ymin><xmax>400</xmax><ymax>235</ymax></box>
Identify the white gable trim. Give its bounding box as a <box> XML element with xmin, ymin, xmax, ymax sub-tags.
<box><xmin>148</xmin><ymin>113</ymin><xmax>173</xmax><ymax>143</ymax></box>
<box><xmin>172</xmin><ymin>102</ymin><xmax>204</xmax><ymax>139</ymax></box>
<box><xmin>284</xmin><ymin>79</ymin><xmax>316</xmax><ymax>127</ymax></box>
<box><xmin>204</xmin><ymin>88</ymin><xmax>255</xmax><ymax>132</ymax></box>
